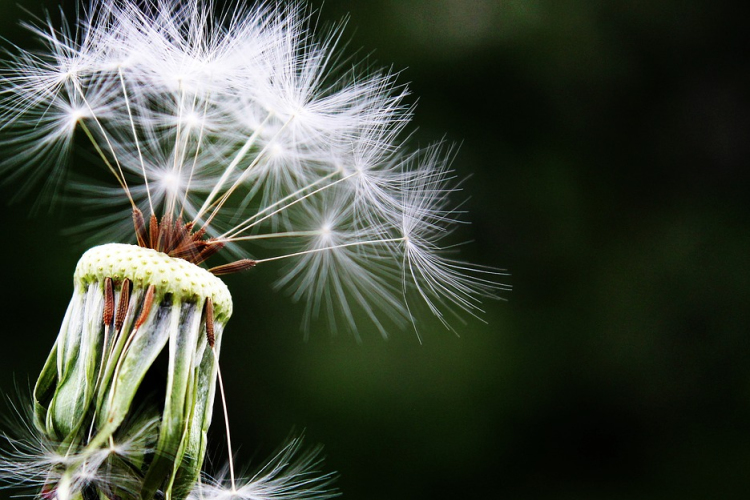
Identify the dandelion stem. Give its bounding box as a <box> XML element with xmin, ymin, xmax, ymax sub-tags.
<box><xmin>118</xmin><ymin>67</ymin><xmax>153</xmax><ymax>215</ymax></box>
<box><xmin>181</xmin><ymin>93</ymin><xmax>211</xmax><ymax>220</ymax></box>
<box><xmin>203</xmin><ymin>114</ymin><xmax>296</xmax><ymax>228</ymax></box>
<box><xmin>169</xmin><ymin>81</ymin><xmax>187</xmax><ymax>217</ymax></box>
<box><xmin>218</xmin><ymin>230</ymin><xmax>321</xmax><ymax>243</ymax></box>
<box><xmin>221</xmin><ymin>169</ymin><xmax>350</xmax><ymax>238</ymax></box>
<box><xmin>195</xmin><ymin>111</ymin><xmax>274</xmax><ymax>219</ymax></box>
<box><xmin>254</xmin><ymin>237</ymin><xmax>406</xmax><ymax>264</ymax></box>
<box><xmin>79</xmin><ymin>121</ymin><xmax>135</xmax><ymax>208</ymax></box>
<box><xmin>215</xmin><ymin>360</ymin><xmax>237</xmax><ymax>492</ymax></box>
<box><xmin>72</xmin><ymin>80</ymin><xmax>134</xmax><ymax>208</ymax></box>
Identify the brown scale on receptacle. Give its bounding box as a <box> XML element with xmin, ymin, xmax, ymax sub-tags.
<box><xmin>115</xmin><ymin>279</ymin><xmax>131</xmax><ymax>332</ymax></box>
<box><xmin>103</xmin><ymin>277</ymin><xmax>115</xmax><ymax>327</ymax></box>
<box><xmin>134</xmin><ymin>285</ymin><xmax>156</xmax><ymax>331</ymax></box>
<box><xmin>204</xmin><ymin>298</ymin><xmax>215</xmax><ymax>348</ymax></box>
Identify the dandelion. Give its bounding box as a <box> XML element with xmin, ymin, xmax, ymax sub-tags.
<box><xmin>0</xmin><ymin>0</ymin><xmax>508</xmax><ymax>498</ymax></box>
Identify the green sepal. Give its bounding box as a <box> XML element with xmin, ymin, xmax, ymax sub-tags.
<box><xmin>33</xmin><ymin>342</ymin><xmax>58</xmax><ymax>435</ymax></box>
<box><xmin>172</xmin><ymin>322</ymin><xmax>222</xmax><ymax>499</ymax></box>
<box><xmin>87</xmin><ymin>288</ymin><xmax>172</xmax><ymax>450</ymax></box>
<box><xmin>47</xmin><ymin>283</ymin><xmax>104</xmax><ymax>440</ymax></box>
<box><xmin>141</xmin><ymin>299</ymin><xmax>204</xmax><ymax>499</ymax></box>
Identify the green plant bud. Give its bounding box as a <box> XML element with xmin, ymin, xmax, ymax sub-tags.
<box><xmin>32</xmin><ymin>244</ymin><xmax>232</xmax><ymax>500</ymax></box>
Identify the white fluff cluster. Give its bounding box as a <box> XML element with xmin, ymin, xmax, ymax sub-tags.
<box><xmin>0</xmin><ymin>399</ymin><xmax>159</xmax><ymax>499</ymax></box>
<box><xmin>0</xmin><ymin>0</ymin><xmax>506</xmax><ymax>336</ymax></box>
<box><xmin>0</xmin><ymin>396</ymin><xmax>335</xmax><ymax>499</ymax></box>
<box><xmin>189</xmin><ymin>436</ymin><xmax>336</xmax><ymax>500</ymax></box>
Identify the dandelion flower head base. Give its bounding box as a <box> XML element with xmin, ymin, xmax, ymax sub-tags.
<box><xmin>24</xmin><ymin>244</ymin><xmax>232</xmax><ymax>499</ymax></box>
<box><xmin>77</xmin><ymin>242</ymin><xmax>233</xmax><ymax>320</ymax></box>
<box><xmin>1</xmin><ymin>241</ymin><xmax>337</xmax><ymax>499</ymax></box>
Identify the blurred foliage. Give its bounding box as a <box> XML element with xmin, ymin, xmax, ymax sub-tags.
<box><xmin>1</xmin><ymin>0</ymin><xmax>748</xmax><ymax>498</ymax></box>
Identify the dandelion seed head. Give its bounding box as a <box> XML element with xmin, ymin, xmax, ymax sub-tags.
<box><xmin>0</xmin><ymin>0</ymin><xmax>506</xmax><ymax>335</ymax></box>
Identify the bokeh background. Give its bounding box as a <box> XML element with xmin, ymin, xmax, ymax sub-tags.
<box><xmin>1</xmin><ymin>0</ymin><xmax>749</xmax><ymax>498</ymax></box>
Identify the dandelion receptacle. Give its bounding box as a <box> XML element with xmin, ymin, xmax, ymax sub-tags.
<box><xmin>0</xmin><ymin>0</ymin><xmax>508</xmax><ymax>498</ymax></box>
<box><xmin>34</xmin><ymin>244</ymin><xmax>232</xmax><ymax>499</ymax></box>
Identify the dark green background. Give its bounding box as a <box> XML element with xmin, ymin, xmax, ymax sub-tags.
<box><xmin>1</xmin><ymin>1</ymin><xmax>748</xmax><ymax>498</ymax></box>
